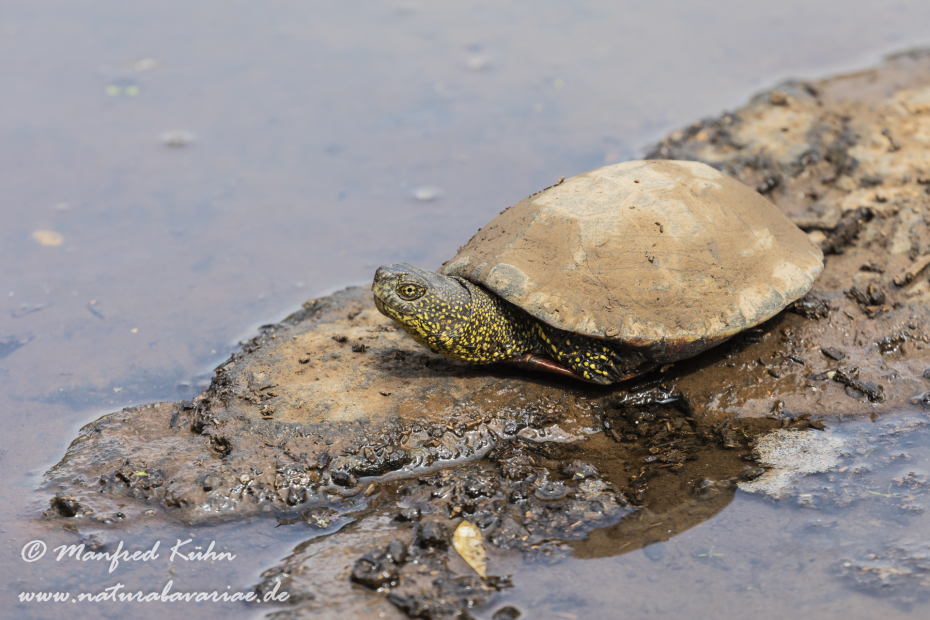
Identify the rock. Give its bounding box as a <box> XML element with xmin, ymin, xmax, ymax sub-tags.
<box><xmin>385</xmin><ymin>539</ymin><xmax>408</xmax><ymax>565</ymax></box>
<box><xmin>350</xmin><ymin>550</ymin><xmax>398</xmax><ymax>590</ymax></box>
<box><xmin>416</xmin><ymin>521</ymin><xmax>449</xmax><ymax>551</ymax></box>
<box><xmin>396</xmin><ymin>506</ymin><xmax>422</xmax><ymax>522</ymax></box>
<box><xmin>49</xmin><ymin>494</ymin><xmax>82</xmax><ymax>518</ymax></box>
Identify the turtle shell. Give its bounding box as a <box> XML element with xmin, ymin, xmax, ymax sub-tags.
<box><xmin>439</xmin><ymin>160</ymin><xmax>823</xmax><ymax>363</ymax></box>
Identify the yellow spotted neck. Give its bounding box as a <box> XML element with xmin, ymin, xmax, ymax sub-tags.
<box><xmin>390</xmin><ymin>278</ymin><xmax>647</xmax><ymax>383</ymax></box>
<box><xmin>397</xmin><ymin>279</ymin><xmax>537</xmax><ymax>363</ymax></box>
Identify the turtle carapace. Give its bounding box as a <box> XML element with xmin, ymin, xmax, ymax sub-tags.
<box><xmin>372</xmin><ymin>160</ymin><xmax>823</xmax><ymax>384</ymax></box>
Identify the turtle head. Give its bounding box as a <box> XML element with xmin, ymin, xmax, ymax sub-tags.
<box><xmin>372</xmin><ymin>263</ymin><xmax>474</xmax><ymax>353</ymax></box>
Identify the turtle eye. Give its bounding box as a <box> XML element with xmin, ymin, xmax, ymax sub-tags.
<box><xmin>397</xmin><ymin>283</ymin><xmax>425</xmax><ymax>301</ymax></box>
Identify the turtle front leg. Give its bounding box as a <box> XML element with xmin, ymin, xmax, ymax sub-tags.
<box><xmin>533</xmin><ymin>322</ymin><xmax>650</xmax><ymax>384</ymax></box>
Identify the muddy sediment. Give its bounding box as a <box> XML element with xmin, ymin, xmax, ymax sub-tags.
<box><xmin>39</xmin><ymin>50</ymin><xmax>930</xmax><ymax>618</ymax></box>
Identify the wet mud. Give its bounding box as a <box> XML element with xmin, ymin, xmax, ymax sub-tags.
<box><xmin>38</xmin><ymin>51</ymin><xmax>930</xmax><ymax>618</ymax></box>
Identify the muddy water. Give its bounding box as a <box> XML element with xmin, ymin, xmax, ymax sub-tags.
<box><xmin>3</xmin><ymin>1</ymin><xmax>930</xmax><ymax>619</ymax></box>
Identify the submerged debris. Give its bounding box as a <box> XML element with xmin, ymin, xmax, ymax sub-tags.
<box><xmin>839</xmin><ymin>541</ymin><xmax>930</xmax><ymax>603</ymax></box>
<box><xmin>911</xmin><ymin>392</ymin><xmax>930</xmax><ymax>409</ymax></box>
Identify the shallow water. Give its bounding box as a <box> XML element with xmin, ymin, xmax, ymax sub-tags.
<box><xmin>3</xmin><ymin>1</ymin><xmax>930</xmax><ymax>618</ymax></box>
<box><xmin>494</xmin><ymin>415</ymin><xmax>930</xmax><ymax>619</ymax></box>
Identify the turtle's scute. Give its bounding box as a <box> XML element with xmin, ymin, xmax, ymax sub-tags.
<box><xmin>440</xmin><ymin>160</ymin><xmax>823</xmax><ymax>362</ymax></box>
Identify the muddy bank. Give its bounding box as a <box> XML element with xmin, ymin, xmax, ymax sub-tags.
<box><xmin>43</xmin><ymin>287</ymin><xmax>776</xmax><ymax>526</ymax></box>
<box><xmin>38</xmin><ymin>50</ymin><xmax>930</xmax><ymax>618</ymax></box>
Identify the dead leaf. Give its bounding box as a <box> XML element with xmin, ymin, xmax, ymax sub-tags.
<box><xmin>453</xmin><ymin>520</ymin><xmax>487</xmax><ymax>577</ymax></box>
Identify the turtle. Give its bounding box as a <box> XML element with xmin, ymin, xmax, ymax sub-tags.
<box><xmin>372</xmin><ymin>160</ymin><xmax>824</xmax><ymax>384</ymax></box>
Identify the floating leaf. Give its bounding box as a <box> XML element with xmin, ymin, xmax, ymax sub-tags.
<box><xmin>453</xmin><ymin>520</ymin><xmax>487</xmax><ymax>577</ymax></box>
<box><xmin>411</xmin><ymin>186</ymin><xmax>442</xmax><ymax>202</ymax></box>
<box><xmin>31</xmin><ymin>230</ymin><xmax>63</xmax><ymax>246</ymax></box>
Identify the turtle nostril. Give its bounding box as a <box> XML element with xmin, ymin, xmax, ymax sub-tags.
<box><xmin>372</xmin><ymin>266</ymin><xmax>395</xmax><ymax>291</ymax></box>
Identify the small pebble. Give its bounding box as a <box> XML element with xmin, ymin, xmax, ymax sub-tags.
<box><xmin>736</xmin><ymin>466</ymin><xmax>765</xmax><ymax>481</ymax></box>
<box><xmin>563</xmin><ymin>460</ymin><xmax>597</xmax><ymax>480</ymax></box>
<box><xmin>534</xmin><ymin>480</ymin><xmax>568</xmax><ymax>500</ymax></box>
<box><xmin>770</xmin><ymin>91</ymin><xmax>789</xmax><ymax>105</ymax></box>
<box><xmin>160</xmin><ymin>130</ymin><xmax>195</xmax><ymax>147</ymax></box>
<box><xmin>643</xmin><ymin>542</ymin><xmax>666</xmax><ymax>561</ymax></box>
<box><xmin>133</xmin><ymin>58</ymin><xmax>160</xmax><ymax>71</ymax></box>
<box><xmin>350</xmin><ymin>550</ymin><xmax>397</xmax><ymax>589</ymax></box>
<box><xmin>385</xmin><ymin>539</ymin><xmax>408</xmax><ymax>564</ymax></box>
<box><xmin>465</xmin><ymin>55</ymin><xmax>491</xmax><ymax>71</ymax></box>
<box><xmin>417</xmin><ymin>521</ymin><xmax>449</xmax><ymax>550</ymax></box>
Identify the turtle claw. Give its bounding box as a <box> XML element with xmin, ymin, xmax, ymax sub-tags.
<box><xmin>504</xmin><ymin>354</ymin><xmax>649</xmax><ymax>385</ymax></box>
<box><xmin>505</xmin><ymin>354</ymin><xmax>579</xmax><ymax>380</ymax></box>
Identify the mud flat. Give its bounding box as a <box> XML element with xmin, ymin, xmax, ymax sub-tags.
<box><xmin>40</xmin><ymin>51</ymin><xmax>930</xmax><ymax>618</ymax></box>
